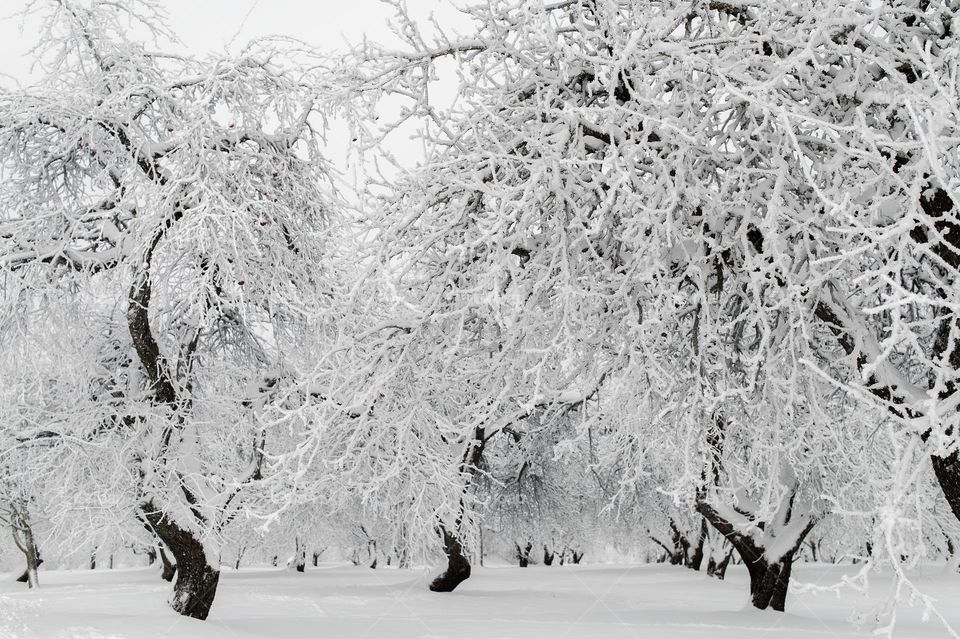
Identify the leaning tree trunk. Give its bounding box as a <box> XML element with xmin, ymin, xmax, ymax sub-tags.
<box><xmin>430</xmin><ymin>426</ymin><xmax>486</xmax><ymax>592</ymax></box>
<box><xmin>429</xmin><ymin>526</ymin><xmax>472</xmax><ymax>592</ymax></box>
<box><xmin>143</xmin><ymin>505</ymin><xmax>220</xmax><ymax>620</ymax></box>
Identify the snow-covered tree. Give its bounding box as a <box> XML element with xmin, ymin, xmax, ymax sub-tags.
<box><xmin>329</xmin><ymin>0</ymin><xmax>959</xmax><ymax>615</ymax></box>
<box><xmin>0</xmin><ymin>0</ymin><xmax>337</xmax><ymax>619</ymax></box>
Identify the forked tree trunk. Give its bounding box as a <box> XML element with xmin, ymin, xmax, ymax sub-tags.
<box><xmin>143</xmin><ymin>505</ymin><xmax>220</xmax><ymax>620</ymax></box>
<box><xmin>697</xmin><ymin>500</ymin><xmax>815</xmax><ymax>612</ymax></box>
<box><xmin>706</xmin><ymin>547</ymin><xmax>734</xmax><ymax>580</ymax></box>
<box><xmin>429</xmin><ymin>526</ymin><xmax>471</xmax><ymax>592</ymax></box>
<box><xmin>571</xmin><ymin>550</ymin><xmax>584</xmax><ymax>564</ymax></box>
<box><xmin>744</xmin><ymin>553</ymin><xmax>796</xmax><ymax>611</ymax></box>
<box><xmin>543</xmin><ymin>546</ymin><xmax>555</xmax><ymax>566</ymax></box>
<box><xmin>516</xmin><ymin>541</ymin><xmax>533</xmax><ymax>567</ymax></box>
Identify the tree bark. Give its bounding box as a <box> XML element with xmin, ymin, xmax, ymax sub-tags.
<box><xmin>745</xmin><ymin>553</ymin><xmax>796</xmax><ymax>611</ymax></box>
<box><xmin>706</xmin><ymin>547</ymin><xmax>734</xmax><ymax>580</ymax></box>
<box><xmin>430</xmin><ymin>426</ymin><xmax>485</xmax><ymax>591</ymax></box>
<box><xmin>294</xmin><ymin>537</ymin><xmax>306</xmax><ymax>573</ymax></box>
<box><xmin>10</xmin><ymin>504</ymin><xmax>41</xmax><ymax>589</ymax></box>
<box><xmin>689</xmin><ymin>518</ymin><xmax>708</xmax><ymax>571</ymax></box>
<box><xmin>543</xmin><ymin>546</ymin><xmax>554</xmax><ymax>566</ymax></box>
<box><xmin>429</xmin><ymin>526</ymin><xmax>472</xmax><ymax>592</ymax></box>
<box><xmin>143</xmin><ymin>504</ymin><xmax>219</xmax><ymax>620</ymax></box>
<box><xmin>697</xmin><ymin>500</ymin><xmax>814</xmax><ymax>611</ymax></box>
<box><xmin>159</xmin><ymin>545</ymin><xmax>177</xmax><ymax>582</ymax></box>
<box><xmin>516</xmin><ymin>541</ymin><xmax>533</xmax><ymax>567</ymax></box>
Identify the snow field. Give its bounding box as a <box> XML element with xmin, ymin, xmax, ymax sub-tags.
<box><xmin>2</xmin><ymin>563</ymin><xmax>958</xmax><ymax>638</ymax></box>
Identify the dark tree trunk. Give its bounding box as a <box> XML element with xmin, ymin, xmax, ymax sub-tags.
<box><xmin>159</xmin><ymin>545</ymin><xmax>176</xmax><ymax>582</ymax></box>
<box><xmin>806</xmin><ymin>538</ymin><xmax>819</xmax><ymax>562</ymax></box>
<box><xmin>697</xmin><ymin>500</ymin><xmax>814</xmax><ymax>611</ymax></box>
<box><xmin>543</xmin><ymin>546</ymin><xmax>554</xmax><ymax>566</ymax></box>
<box><xmin>516</xmin><ymin>541</ymin><xmax>533</xmax><ymax>567</ymax></box>
<box><xmin>14</xmin><ymin>553</ymin><xmax>41</xmax><ymax>586</ymax></box>
<box><xmin>706</xmin><ymin>547</ymin><xmax>734</xmax><ymax>580</ymax></box>
<box><xmin>294</xmin><ymin>537</ymin><xmax>306</xmax><ymax>573</ymax></box>
<box><xmin>146</xmin><ymin>546</ymin><xmax>158</xmax><ymax>566</ymax></box>
<box><xmin>571</xmin><ymin>550</ymin><xmax>584</xmax><ymax>564</ymax></box>
<box><xmin>90</xmin><ymin>552</ymin><xmax>96</xmax><ymax>570</ymax></box>
<box><xmin>233</xmin><ymin>544</ymin><xmax>246</xmax><ymax>571</ymax></box>
<box><xmin>429</xmin><ymin>526</ymin><xmax>471</xmax><ymax>592</ymax></box>
<box><xmin>668</xmin><ymin>519</ymin><xmax>690</xmax><ymax>567</ymax></box>
<box><xmin>428</xmin><ymin>426</ymin><xmax>486</xmax><ymax>591</ymax></box>
<box><xmin>745</xmin><ymin>554</ymin><xmax>796</xmax><ymax>611</ymax></box>
<box><xmin>143</xmin><ymin>505</ymin><xmax>219</xmax><ymax>620</ymax></box>
<box><xmin>689</xmin><ymin>518</ymin><xmax>708</xmax><ymax>571</ymax></box>
<box><xmin>10</xmin><ymin>506</ymin><xmax>41</xmax><ymax>588</ymax></box>
<box><xmin>932</xmin><ymin>452</ymin><xmax>960</xmax><ymax>523</ymax></box>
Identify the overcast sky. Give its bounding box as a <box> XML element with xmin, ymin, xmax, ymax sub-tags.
<box><xmin>0</xmin><ymin>0</ymin><xmax>469</xmax><ymax>178</ymax></box>
<box><xmin>0</xmin><ymin>0</ymin><xmax>457</xmax><ymax>84</ymax></box>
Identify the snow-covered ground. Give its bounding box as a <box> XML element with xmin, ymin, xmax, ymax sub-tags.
<box><xmin>1</xmin><ymin>563</ymin><xmax>958</xmax><ymax>638</ymax></box>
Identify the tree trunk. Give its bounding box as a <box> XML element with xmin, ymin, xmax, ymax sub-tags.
<box><xmin>689</xmin><ymin>518</ymin><xmax>708</xmax><ymax>571</ymax></box>
<box><xmin>429</xmin><ymin>526</ymin><xmax>471</xmax><ymax>592</ymax></box>
<box><xmin>233</xmin><ymin>544</ymin><xmax>246</xmax><ymax>571</ymax></box>
<box><xmin>159</xmin><ymin>545</ymin><xmax>177</xmax><ymax>582</ymax></box>
<box><xmin>745</xmin><ymin>554</ymin><xmax>795</xmax><ymax>611</ymax></box>
<box><xmin>10</xmin><ymin>504</ymin><xmax>41</xmax><ymax>589</ymax></box>
<box><xmin>706</xmin><ymin>547</ymin><xmax>734</xmax><ymax>580</ymax></box>
<box><xmin>697</xmin><ymin>499</ymin><xmax>814</xmax><ymax>612</ymax></box>
<box><xmin>142</xmin><ymin>505</ymin><xmax>219</xmax><ymax>620</ymax></box>
<box><xmin>294</xmin><ymin>537</ymin><xmax>306</xmax><ymax>573</ymax></box>
<box><xmin>932</xmin><ymin>451</ymin><xmax>960</xmax><ymax>524</ymax></box>
<box><xmin>543</xmin><ymin>546</ymin><xmax>554</xmax><ymax>566</ymax></box>
<box><xmin>806</xmin><ymin>538</ymin><xmax>819</xmax><ymax>562</ymax></box>
<box><xmin>571</xmin><ymin>550</ymin><xmax>583</xmax><ymax>564</ymax></box>
<box><xmin>516</xmin><ymin>541</ymin><xmax>533</xmax><ymax>567</ymax></box>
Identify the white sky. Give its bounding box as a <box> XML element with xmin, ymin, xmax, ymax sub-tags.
<box><xmin>0</xmin><ymin>0</ymin><xmax>470</xmax><ymax>180</ymax></box>
<box><xmin>0</xmin><ymin>0</ymin><xmax>456</xmax><ymax>84</ymax></box>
